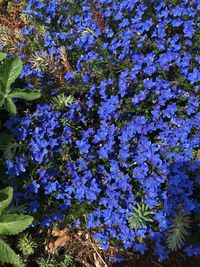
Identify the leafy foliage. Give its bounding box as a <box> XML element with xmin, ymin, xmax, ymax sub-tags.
<box><xmin>0</xmin><ymin>239</ymin><xmax>21</xmax><ymax>267</ymax></box>
<box><xmin>59</xmin><ymin>254</ymin><xmax>74</xmax><ymax>267</ymax></box>
<box><xmin>0</xmin><ymin>24</ymin><xmax>22</xmax><ymax>53</ymax></box>
<box><xmin>0</xmin><ymin>187</ymin><xmax>13</xmax><ymax>215</ymax></box>
<box><xmin>0</xmin><ymin>55</ymin><xmax>40</xmax><ymax>115</ymax></box>
<box><xmin>1</xmin><ymin>0</ymin><xmax>200</xmax><ymax>262</ymax></box>
<box><xmin>4</xmin><ymin>203</ymin><xmax>27</xmax><ymax>215</ymax></box>
<box><xmin>128</xmin><ymin>203</ymin><xmax>154</xmax><ymax>230</ymax></box>
<box><xmin>59</xmin><ymin>46</ymin><xmax>72</xmax><ymax>72</ymax></box>
<box><xmin>166</xmin><ymin>211</ymin><xmax>191</xmax><ymax>251</ymax></box>
<box><xmin>0</xmin><ymin>52</ymin><xmax>6</xmax><ymax>62</ymax></box>
<box><xmin>52</xmin><ymin>94</ymin><xmax>75</xmax><ymax>110</ymax></box>
<box><xmin>29</xmin><ymin>51</ymin><xmax>57</xmax><ymax>73</ymax></box>
<box><xmin>29</xmin><ymin>46</ymin><xmax>72</xmax><ymax>85</ymax></box>
<box><xmin>37</xmin><ymin>256</ymin><xmax>56</xmax><ymax>267</ymax></box>
<box><xmin>0</xmin><ymin>131</ymin><xmax>21</xmax><ymax>159</ymax></box>
<box><xmin>18</xmin><ymin>234</ymin><xmax>37</xmax><ymax>256</ymax></box>
<box><xmin>0</xmin><ymin>187</ymin><xmax>33</xmax><ymax>266</ymax></box>
<box><xmin>0</xmin><ymin>214</ymin><xmax>33</xmax><ymax>235</ymax></box>
<box><xmin>37</xmin><ymin>254</ymin><xmax>74</xmax><ymax>267</ymax></box>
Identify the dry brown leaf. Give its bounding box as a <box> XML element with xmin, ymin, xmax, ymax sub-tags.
<box><xmin>51</xmin><ymin>229</ymin><xmax>66</xmax><ymax>237</ymax></box>
<box><xmin>48</xmin><ymin>234</ymin><xmax>71</xmax><ymax>252</ymax></box>
<box><xmin>81</xmin><ymin>259</ymin><xmax>94</xmax><ymax>267</ymax></box>
<box><xmin>88</xmin><ymin>0</ymin><xmax>106</xmax><ymax>31</ymax></box>
<box><xmin>46</xmin><ymin>229</ymin><xmax>72</xmax><ymax>252</ymax></box>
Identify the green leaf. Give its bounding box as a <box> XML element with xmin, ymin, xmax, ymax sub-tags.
<box><xmin>5</xmin><ymin>98</ymin><xmax>17</xmax><ymax>115</ymax></box>
<box><xmin>52</xmin><ymin>94</ymin><xmax>75</xmax><ymax>110</ymax></box>
<box><xmin>0</xmin><ymin>214</ymin><xmax>33</xmax><ymax>235</ymax></box>
<box><xmin>0</xmin><ymin>97</ymin><xmax>4</xmax><ymax>109</ymax></box>
<box><xmin>0</xmin><ymin>131</ymin><xmax>11</xmax><ymax>145</ymax></box>
<box><xmin>0</xmin><ymin>56</ymin><xmax>22</xmax><ymax>91</ymax></box>
<box><xmin>166</xmin><ymin>211</ymin><xmax>191</xmax><ymax>251</ymax></box>
<box><xmin>0</xmin><ymin>187</ymin><xmax>13</xmax><ymax>215</ymax></box>
<box><xmin>0</xmin><ymin>132</ymin><xmax>20</xmax><ymax>160</ymax></box>
<box><xmin>9</xmin><ymin>89</ymin><xmax>41</xmax><ymax>101</ymax></box>
<box><xmin>4</xmin><ymin>204</ymin><xmax>27</xmax><ymax>215</ymax></box>
<box><xmin>0</xmin><ymin>238</ymin><xmax>21</xmax><ymax>266</ymax></box>
<box><xmin>128</xmin><ymin>214</ymin><xmax>140</xmax><ymax>230</ymax></box>
<box><xmin>0</xmin><ymin>53</ymin><xmax>7</xmax><ymax>62</ymax></box>
<box><xmin>0</xmin><ymin>141</ymin><xmax>20</xmax><ymax>160</ymax></box>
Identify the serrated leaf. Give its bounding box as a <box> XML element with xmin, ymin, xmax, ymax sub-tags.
<box><xmin>0</xmin><ymin>56</ymin><xmax>22</xmax><ymax>92</ymax></box>
<box><xmin>0</xmin><ymin>53</ymin><xmax>7</xmax><ymax>62</ymax></box>
<box><xmin>0</xmin><ymin>214</ymin><xmax>33</xmax><ymax>235</ymax></box>
<box><xmin>0</xmin><ymin>239</ymin><xmax>21</xmax><ymax>266</ymax></box>
<box><xmin>9</xmin><ymin>89</ymin><xmax>41</xmax><ymax>101</ymax></box>
<box><xmin>0</xmin><ymin>187</ymin><xmax>13</xmax><ymax>215</ymax></box>
<box><xmin>4</xmin><ymin>98</ymin><xmax>17</xmax><ymax>115</ymax></box>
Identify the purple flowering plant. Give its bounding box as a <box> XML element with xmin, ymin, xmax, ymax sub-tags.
<box><xmin>0</xmin><ymin>0</ymin><xmax>200</xmax><ymax>262</ymax></box>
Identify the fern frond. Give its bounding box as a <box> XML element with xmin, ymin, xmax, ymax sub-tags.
<box><xmin>0</xmin><ymin>133</ymin><xmax>21</xmax><ymax>160</ymax></box>
<box><xmin>29</xmin><ymin>50</ymin><xmax>68</xmax><ymax>84</ymax></box>
<box><xmin>89</xmin><ymin>0</ymin><xmax>106</xmax><ymax>31</ymax></box>
<box><xmin>4</xmin><ymin>204</ymin><xmax>27</xmax><ymax>215</ymax></box>
<box><xmin>166</xmin><ymin>211</ymin><xmax>191</xmax><ymax>251</ymax></box>
<box><xmin>59</xmin><ymin>46</ymin><xmax>72</xmax><ymax>71</ymax></box>
<box><xmin>0</xmin><ymin>142</ymin><xmax>21</xmax><ymax>160</ymax></box>
<box><xmin>0</xmin><ymin>25</ymin><xmax>22</xmax><ymax>52</ymax></box>
<box><xmin>128</xmin><ymin>203</ymin><xmax>154</xmax><ymax>230</ymax></box>
<box><xmin>52</xmin><ymin>94</ymin><xmax>75</xmax><ymax>110</ymax></box>
<box><xmin>29</xmin><ymin>51</ymin><xmax>58</xmax><ymax>73</ymax></box>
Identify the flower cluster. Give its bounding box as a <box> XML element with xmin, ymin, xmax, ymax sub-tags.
<box><xmin>3</xmin><ymin>0</ymin><xmax>200</xmax><ymax>261</ymax></box>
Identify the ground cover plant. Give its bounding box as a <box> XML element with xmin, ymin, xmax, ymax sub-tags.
<box><xmin>0</xmin><ymin>187</ymin><xmax>33</xmax><ymax>266</ymax></box>
<box><xmin>0</xmin><ymin>0</ymin><xmax>200</xmax><ymax>266</ymax></box>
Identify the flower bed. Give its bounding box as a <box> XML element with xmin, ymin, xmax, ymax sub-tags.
<box><xmin>0</xmin><ymin>0</ymin><xmax>200</xmax><ymax>263</ymax></box>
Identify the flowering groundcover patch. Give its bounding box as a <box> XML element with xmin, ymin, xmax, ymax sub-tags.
<box><xmin>1</xmin><ymin>0</ymin><xmax>200</xmax><ymax>263</ymax></box>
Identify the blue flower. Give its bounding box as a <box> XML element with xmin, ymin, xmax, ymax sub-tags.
<box><xmin>188</xmin><ymin>68</ymin><xmax>200</xmax><ymax>84</ymax></box>
<box><xmin>154</xmin><ymin>243</ymin><xmax>169</xmax><ymax>261</ymax></box>
<box><xmin>64</xmin><ymin>71</ymin><xmax>75</xmax><ymax>83</ymax></box>
<box><xmin>184</xmin><ymin>245</ymin><xmax>200</xmax><ymax>256</ymax></box>
<box><xmin>27</xmin><ymin>181</ymin><xmax>40</xmax><ymax>194</ymax></box>
<box><xmin>6</xmin><ymin>156</ymin><xmax>27</xmax><ymax>178</ymax></box>
<box><xmin>3</xmin><ymin>0</ymin><xmax>200</xmax><ymax>259</ymax></box>
<box><xmin>134</xmin><ymin>243</ymin><xmax>147</xmax><ymax>254</ymax></box>
<box><xmin>44</xmin><ymin>181</ymin><xmax>59</xmax><ymax>194</ymax></box>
